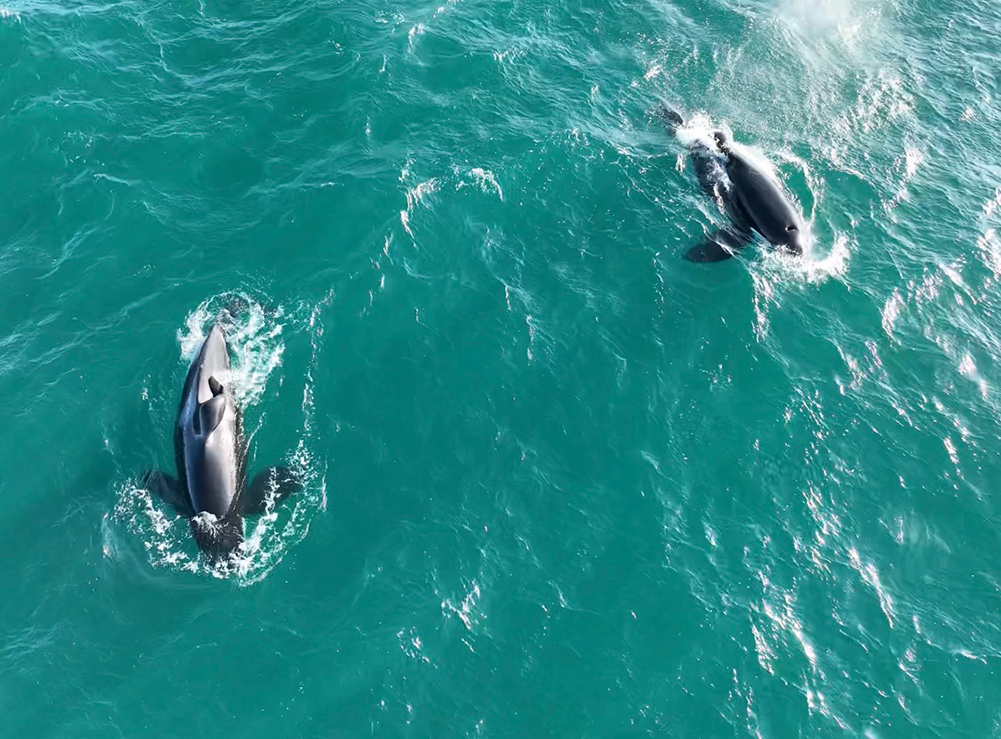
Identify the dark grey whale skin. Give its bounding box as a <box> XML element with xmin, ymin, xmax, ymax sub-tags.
<box><xmin>142</xmin><ymin>323</ymin><xmax>299</xmax><ymax>557</ymax></box>
<box><xmin>661</xmin><ymin>109</ymin><xmax>807</xmax><ymax>263</ymax></box>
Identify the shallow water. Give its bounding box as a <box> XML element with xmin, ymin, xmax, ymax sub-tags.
<box><xmin>2</xmin><ymin>0</ymin><xmax>1001</xmax><ymax>735</ymax></box>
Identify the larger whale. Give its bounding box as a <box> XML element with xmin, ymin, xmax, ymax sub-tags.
<box><xmin>143</xmin><ymin>323</ymin><xmax>299</xmax><ymax>556</ymax></box>
<box><xmin>662</xmin><ymin>109</ymin><xmax>809</xmax><ymax>263</ymax></box>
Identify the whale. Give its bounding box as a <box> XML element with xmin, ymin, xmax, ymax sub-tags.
<box><xmin>661</xmin><ymin>109</ymin><xmax>808</xmax><ymax>263</ymax></box>
<box><xmin>142</xmin><ymin>323</ymin><xmax>299</xmax><ymax>557</ymax></box>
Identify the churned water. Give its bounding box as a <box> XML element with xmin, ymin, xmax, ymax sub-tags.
<box><xmin>1</xmin><ymin>0</ymin><xmax>1000</xmax><ymax>735</ymax></box>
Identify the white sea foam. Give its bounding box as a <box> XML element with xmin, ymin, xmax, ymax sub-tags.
<box><xmin>468</xmin><ymin>168</ymin><xmax>504</xmax><ymax>201</ymax></box>
<box><xmin>178</xmin><ymin>293</ymin><xmax>284</xmax><ymax>406</ymax></box>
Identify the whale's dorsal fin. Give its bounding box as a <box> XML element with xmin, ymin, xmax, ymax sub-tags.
<box><xmin>199</xmin><ymin>386</ymin><xmax>226</xmax><ymax>434</ymax></box>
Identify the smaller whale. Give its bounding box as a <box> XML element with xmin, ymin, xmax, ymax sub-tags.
<box><xmin>142</xmin><ymin>323</ymin><xmax>300</xmax><ymax>557</ymax></box>
<box><xmin>661</xmin><ymin>109</ymin><xmax>809</xmax><ymax>263</ymax></box>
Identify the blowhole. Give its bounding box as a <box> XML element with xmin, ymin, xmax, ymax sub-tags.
<box><xmin>786</xmin><ymin>225</ymin><xmax>797</xmax><ymax>232</ymax></box>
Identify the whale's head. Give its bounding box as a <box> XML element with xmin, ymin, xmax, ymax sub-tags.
<box><xmin>781</xmin><ymin>223</ymin><xmax>807</xmax><ymax>256</ymax></box>
<box><xmin>196</xmin><ymin>324</ymin><xmax>230</xmax><ymax>399</ymax></box>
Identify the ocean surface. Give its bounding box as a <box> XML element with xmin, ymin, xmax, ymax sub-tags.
<box><xmin>1</xmin><ymin>0</ymin><xmax>1000</xmax><ymax>735</ymax></box>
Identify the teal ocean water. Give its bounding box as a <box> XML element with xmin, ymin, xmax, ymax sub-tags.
<box><xmin>2</xmin><ymin>0</ymin><xmax>1001</xmax><ymax>734</ymax></box>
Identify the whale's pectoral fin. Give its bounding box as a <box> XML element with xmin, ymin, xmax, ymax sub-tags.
<box><xmin>684</xmin><ymin>237</ymin><xmax>737</xmax><ymax>263</ymax></box>
<box><xmin>684</xmin><ymin>228</ymin><xmax>753</xmax><ymax>263</ymax></box>
<box><xmin>657</xmin><ymin>106</ymin><xmax>684</xmax><ymax>134</ymax></box>
<box><xmin>244</xmin><ymin>466</ymin><xmax>303</xmax><ymax>515</ymax></box>
<box><xmin>141</xmin><ymin>470</ymin><xmax>194</xmax><ymax>518</ymax></box>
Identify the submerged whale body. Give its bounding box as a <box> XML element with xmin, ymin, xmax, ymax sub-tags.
<box><xmin>142</xmin><ymin>323</ymin><xmax>299</xmax><ymax>557</ymax></box>
<box><xmin>661</xmin><ymin>109</ymin><xmax>809</xmax><ymax>263</ymax></box>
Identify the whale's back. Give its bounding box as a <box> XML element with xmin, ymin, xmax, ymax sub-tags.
<box><xmin>727</xmin><ymin>151</ymin><xmax>805</xmax><ymax>253</ymax></box>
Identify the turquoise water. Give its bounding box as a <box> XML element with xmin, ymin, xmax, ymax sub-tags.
<box><xmin>2</xmin><ymin>0</ymin><xmax>1001</xmax><ymax>734</ymax></box>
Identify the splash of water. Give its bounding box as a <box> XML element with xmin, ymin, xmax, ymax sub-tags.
<box><xmin>178</xmin><ymin>293</ymin><xmax>285</xmax><ymax>406</ymax></box>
